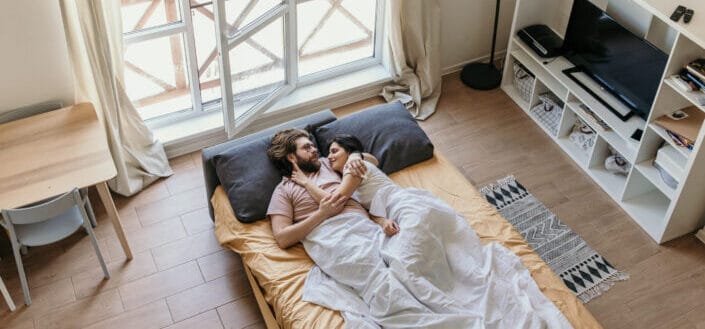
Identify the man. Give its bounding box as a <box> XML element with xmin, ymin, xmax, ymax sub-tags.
<box><xmin>265</xmin><ymin>128</ymin><xmax>371</xmax><ymax>248</ymax></box>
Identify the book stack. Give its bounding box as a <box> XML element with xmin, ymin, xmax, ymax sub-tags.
<box><xmin>680</xmin><ymin>58</ymin><xmax>705</xmax><ymax>93</ymax></box>
<box><xmin>654</xmin><ymin>106</ymin><xmax>704</xmax><ymax>151</ymax></box>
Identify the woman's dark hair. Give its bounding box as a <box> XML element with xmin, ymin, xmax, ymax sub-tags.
<box><xmin>328</xmin><ymin>134</ymin><xmax>364</xmax><ymax>154</ymax></box>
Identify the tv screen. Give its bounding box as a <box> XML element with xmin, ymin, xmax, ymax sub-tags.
<box><xmin>562</xmin><ymin>0</ymin><xmax>667</xmax><ymax>120</ymax></box>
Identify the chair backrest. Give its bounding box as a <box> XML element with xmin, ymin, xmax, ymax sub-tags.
<box><xmin>0</xmin><ymin>101</ymin><xmax>64</xmax><ymax>124</ymax></box>
<box><xmin>1</xmin><ymin>189</ymin><xmax>82</xmax><ymax>225</ymax></box>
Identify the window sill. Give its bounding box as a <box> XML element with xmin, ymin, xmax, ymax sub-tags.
<box><xmin>155</xmin><ymin>64</ymin><xmax>392</xmax><ymax>158</ymax></box>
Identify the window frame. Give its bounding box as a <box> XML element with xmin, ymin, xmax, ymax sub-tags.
<box><xmin>121</xmin><ymin>0</ymin><xmax>385</xmax><ymax>129</ymax></box>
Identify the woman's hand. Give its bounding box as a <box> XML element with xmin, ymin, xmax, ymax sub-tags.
<box><xmin>344</xmin><ymin>153</ymin><xmax>367</xmax><ymax>177</ymax></box>
<box><xmin>382</xmin><ymin>219</ymin><xmax>400</xmax><ymax>236</ymax></box>
<box><xmin>290</xmin><ymin>162</ymin><xmax>312</xmax><ymax>187</ymax></box>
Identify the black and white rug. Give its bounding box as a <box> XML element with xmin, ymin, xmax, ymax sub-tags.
<box><xmin>479</xmin><ymin>176</ymin><xmax>629</xmax><ymax>303</ymax></box>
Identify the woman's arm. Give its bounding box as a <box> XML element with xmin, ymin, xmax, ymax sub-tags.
<box><xmin>290</xmin><ymin>162</ymin><xmax>363</xmax><ymax>203</ymax></box>
<box><xmin>370</xmin><ymin>215</ymin><xmax>400</xmax><ymax>236</ymax></box>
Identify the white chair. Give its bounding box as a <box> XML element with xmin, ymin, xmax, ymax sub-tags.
<box><xmin>0</xmin><ymin>274</ymin><xmax>15</xmax><ymax>311</ymax></box>
<box><xmin>1</xmin><ymin>188</ymin><xmax>109</xmax><ymax>305</ymax></box>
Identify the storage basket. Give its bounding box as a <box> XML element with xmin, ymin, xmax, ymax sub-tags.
<box><xmin>513</xmin><ymin>61</ymin><xmax>535</xmax><ymax>102</ymax></box>
<box><xmin>530</xmin><ymin>92</ymin><xmax>563</xmax><ymax>135</ymax></box>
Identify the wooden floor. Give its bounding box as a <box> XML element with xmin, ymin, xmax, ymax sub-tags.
<box><xmin>2</xmin><ymin>72</ymin><xmax>705</xmax><ymax>328</ymax></box>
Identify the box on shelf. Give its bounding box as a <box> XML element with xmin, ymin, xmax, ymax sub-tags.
<box><xmin>655</xmin><ymin>144</ymin><xmax>687</xmax><ymax>180</ymax></box>
<box><xmin>654</xmin><ymin>106</ymin><xmax>704</xmax><ymax>150</ymax></box>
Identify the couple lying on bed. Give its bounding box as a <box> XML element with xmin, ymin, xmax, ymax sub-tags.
<box><xmin>266</xmin><ymin>128</ymin><xmax>572</xmax><ymax>329</ymax></box>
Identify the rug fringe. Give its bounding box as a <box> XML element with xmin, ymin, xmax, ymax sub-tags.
<box><xmin>577</xmin><ymin>271</ymin><xmax>630</xmax><ymax>303</ymax></box>
<box><xmin>479</xmin><ymin>175</ymin><xmax>516</xmax><ymax>195</ymax></box>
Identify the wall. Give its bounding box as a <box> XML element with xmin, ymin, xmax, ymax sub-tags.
<box><xmin>440</xmin><ymin>0</ymin><xmax>517</xmax><ymax>74</ymax></box>
<box><xmin>0</xmin><ymin>0</ymin><xmax>74</xmax><ymax>113</ymax></box>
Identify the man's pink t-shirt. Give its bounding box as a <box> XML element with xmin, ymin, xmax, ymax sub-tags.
<box><xmin>266</xmin><ymin>158</ymin><xmax>367</xmax><ymax>222</ymax></box>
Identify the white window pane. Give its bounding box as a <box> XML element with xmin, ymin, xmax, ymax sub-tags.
<box><xmin>229</xmin><ymin>17</ymin><xmax>285</xmax><ymax>96</ymax></box>
<box><xmin>226</xmin><ymin>0</ymin><xmax>283</xmax><ymax>33</ymax></box>
<box><xmin>192</xmin><ymin>4</ymin><xmax>221</xmax><ymax>104</ymax></box>
<box><xmin>124</xmin><ymin>34</ymin><xmax>193</xmax><ymax>120</ymax></box>
<box><xmin>297</xmin><ymin>0</ymin><xmax>376</xmax><ymax>77</ymax></box>
<box><xmin>120</xmin><ymin>0</ymin><xmax>182</xmax><ymax>33</ymax></box>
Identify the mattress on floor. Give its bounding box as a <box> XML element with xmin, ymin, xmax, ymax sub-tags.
<box><xmin>213</xmin><ymin>151</ymin><xmax>602</xmax><ymax>329</ymax></box>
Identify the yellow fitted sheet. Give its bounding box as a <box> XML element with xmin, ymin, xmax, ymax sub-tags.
<box><xmin>213</xmin><ymin>152</ymin><xmax>602</xmax><ymax>329</ymax></box>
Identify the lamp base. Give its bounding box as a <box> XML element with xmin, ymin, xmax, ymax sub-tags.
<box><xmin>460</xmin><ymin>63</ymin><xmax>502</xmax><ymax>90</ymax></box>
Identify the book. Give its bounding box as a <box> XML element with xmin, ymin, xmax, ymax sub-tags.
<box><xmin>683</xmin><ymin>71</ymin><xmax>705</xmax><ymax>91</ymax></box>
<box><xmin>686</xmin><ymin>58</ymin><xmax>705</xmax><ymax>83</ymax></box>
<box><xmin>655</xmin><ymin>106</ymin><xmax>704</xmax><ymax>143</ymax></box>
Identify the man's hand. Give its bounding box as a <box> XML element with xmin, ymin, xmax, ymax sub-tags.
<box><xmin>318</xmin><ymin>194</ymin><xmax>346</xmax><ymax>218</ymax></box>
<box><xmin>381</xmin><ymin>219</ymin><xmax>400</xmax><ymax>236</ymax></box>
<box><xmin>345</xmin><ymin>153</ymin><xmax>367</xmax><ymax>177</ymax></box>
<box><xmin>290</xmin><ymin>162</ymin><xmax>312</xmax><ymax>187</ymax></box>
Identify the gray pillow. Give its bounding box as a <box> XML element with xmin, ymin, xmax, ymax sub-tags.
<box><xmin>213</xmin><ymin>137</ymin><xmax>280</xmax><ymax>223</ymax></box>
<box><xmin>314</xmin><ymin>101</ymin><xmax>434</xmax><ymax>174</ymax></box>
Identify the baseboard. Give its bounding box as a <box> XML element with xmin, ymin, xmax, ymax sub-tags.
<box><xmin>696</xmin><ymin>229</ymin><xmax>705</xmax><ymax>245</ymax></box>
<box><xmin>442</xmin><ymin>50</ymin><xmax>507</xmax><ymax>76</ymax></box>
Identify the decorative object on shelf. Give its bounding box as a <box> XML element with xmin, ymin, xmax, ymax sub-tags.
<box><xmin>480</xmin><ymin>176</ymin><xmax>629</xmax><ymax>303</ymax></box>
<box><xmin>605</xmin><ymin>146</ymin><xmax>631</xmax><ymax>175</ymax></box>
<box><xmin>578</xmin><ymin>104</ymin><xmax>611</xmax><ymax>131</ymax></box>
<box><xmin>460</xmin><ymin>0</ymin><xmax>502</xmax><ymax>90</ymax></box>
<box><xmin>654</xmin><ymin>106</ymin><xmax>703</xmax><ymax>150</ymax></box>
<box><xmin>654</xmin><ymin>161</ymin><xmax>679</xmax><ymax>189</ymax></box>
<box><xmin>530</xmin><ymin>92</ymin><xmax>563</xmax><ymax>135</ymax></box>
<box><xmin>512</xmin><ymin>61</ymin><xmax>534</xmax><ymax>102</ymax></box>
<box><xmin>569</xmin><ymin>119</ymin><xmax>596</xmax><ymax>153</ymax></box>
<box><xmin>654</xmin><ymin>144</ymin><xmax>687</xmax><ymax>187</ymax></box>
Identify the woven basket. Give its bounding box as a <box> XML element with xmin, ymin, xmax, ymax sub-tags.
<box><xmin>513</xmin><ymin>61</ymin><xmax>535</xmax><ymax>102</ymax></box>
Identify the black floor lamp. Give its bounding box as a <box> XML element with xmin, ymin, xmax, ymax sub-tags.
<box><xmin>461</xmin><ymin>0</ymin><xmax>502</xmax><ymax>90</ymax></box>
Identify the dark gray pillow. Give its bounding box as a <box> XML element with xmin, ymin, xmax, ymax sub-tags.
<box><xmin>315</xmin><ymin>101</ymin><xmax>434</xmax><ymax>174</ymax></box>
<box><xmin>213</xmin><ymin>137</ymin><xmax>281</xmax><ymax>223</ymax></box>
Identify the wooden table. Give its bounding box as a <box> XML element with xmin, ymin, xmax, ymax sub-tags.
<box><xmin>0</xmin><ymin>103</ymin><xmax>133</xmax><ymax>259</ymax></box>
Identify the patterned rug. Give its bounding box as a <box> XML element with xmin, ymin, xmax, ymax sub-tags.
<box><xmin>479</xmin><ymin>176</ymin><xmax>629</xmax><ymax>303</ymax></box>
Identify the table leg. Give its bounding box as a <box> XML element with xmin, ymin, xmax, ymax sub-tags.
<box><xmin>96</xmin><ymin>182</ymin><xmax>133</xmax><ymax>260</ymax></box>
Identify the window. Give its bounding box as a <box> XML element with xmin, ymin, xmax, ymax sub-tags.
<box><xmin>120</xmin><ymin>0</ymin><xmax>382</xmax><ymax>130</ymax></box>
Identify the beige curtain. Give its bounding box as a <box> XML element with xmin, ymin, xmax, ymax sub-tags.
<box><xmin>59</xmin><ymin>0</ymin><xmax>172</xmax><ymax>196</ymax></box>
<box><xmin>381</xmin><ymin>0</ymin><xmax>442</xmax><ymax>120</ymax></box>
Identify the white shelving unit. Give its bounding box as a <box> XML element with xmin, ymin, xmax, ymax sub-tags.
<box><xmin>502</xmin><ymin>0</ymin><xmax>705</xmax><ymax>243</ymax></box>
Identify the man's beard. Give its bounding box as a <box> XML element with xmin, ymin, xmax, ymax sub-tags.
<box><xmin>296</xmin><ymin>155</ymin><xmax>320</xmax><ymax>173</ymax></box>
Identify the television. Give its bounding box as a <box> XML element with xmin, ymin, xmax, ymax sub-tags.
<box><xmin>562</xmin><ymin>0</ymin><xmax>668</xmax><ymax>120</ymax></box>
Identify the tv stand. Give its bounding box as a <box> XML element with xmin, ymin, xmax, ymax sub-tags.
<box><xmin>501</xmin><ymin>0</ymin><xmax>705</xmax><ymax>243</ymax></box>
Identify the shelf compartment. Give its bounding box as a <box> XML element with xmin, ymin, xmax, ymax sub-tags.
<box><xmin>556</xmin><ymin>109</ymin><xmax>593</xmax><ymax>168</ymax></box>
<box><xmin>634</xmin><ymin>160</ymin><xmax>678</xmax><ymax>200</ymax></box>
<box><xmin>528</xmin><ymin>82</ymin><xmax>563</xmax><ymax>137</ymax></box>
<box><xmin>648</xmin><ymin>123</ymin><xmax>693</xmax><ymax>158</ymax></box>
<box><xmin>663</xmin><ymin>77</ymin><xmax>705</xmax><ymax>113</ymax></box>
<box><xmin>622</xmin><ymin>169</ymin><xmax>671</xmax><ymax>242</ymax></box>
<box><xmin>566</xmin><ymin>101</ymin><xmax>639</xmax><ymax>162</ymax></box>
<box><xmin>588</xmin><ymin>137</ymin><xmax>628</xmax><ymax>200</ymax></box>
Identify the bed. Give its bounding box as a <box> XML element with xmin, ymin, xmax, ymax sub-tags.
<box><xmin>202</xmin><ymin>105</ymin><xmax>602</xmax><ymax>329</ymax></box>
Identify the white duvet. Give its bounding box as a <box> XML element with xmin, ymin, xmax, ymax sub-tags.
<box><xmin>302</xmin><ymin>185</ymin><xmax>573</xmax><ymax>329</ymax></box>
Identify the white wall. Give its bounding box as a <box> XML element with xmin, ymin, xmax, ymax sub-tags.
<box><xmin>440</xmin><ymin>0</ymin><xmax>517</xmax><ymax>74</ymax></box>
<box><xmin>0</xmin><ymin>0</ymin><xmax>74</xmax><ymax>114</ymax></box>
